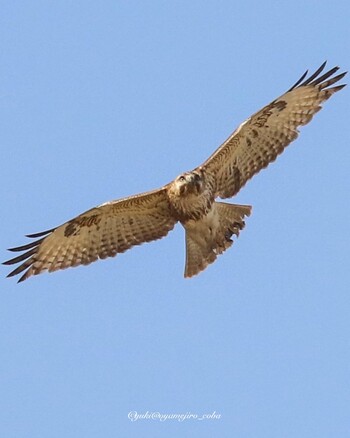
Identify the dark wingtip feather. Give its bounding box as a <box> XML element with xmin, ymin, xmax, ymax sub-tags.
<box><xmin>17</xmin><ymin>272</ymin><xmax>30</xmax><ymax>283</ymax></box>
<box><xmin>320</xmin><ymin>71</ymin><xmax>347</xmax><ymax>89</ymax></box>
<box><xmin>26</xmin><ymin>228</ymin><xmax>55</xmax><ymax>238</ymax></box>
<box><xmin>7</xmin><ymin>265</ymin><xmax>26</xmax><ymax>278</ymax></box>
<box><xmin>288</xmin><ymin>62</ymin><xmax>347</xmax><ymax>93</ymax></box>
<box><xmin>3</xmin><ymin>247</ymin><xmax>37</xmax><ymax>266</ymax></box>
<box><xmin>5</xmin><ymin>265</ymin><xmax>31</xmax><ymax>282</ymax></box>
<box><xmin>330</xmin><ymin>84</ymin><xmax>347</xmax><ymax>92</ymax></box>
<box><xmin>6</xmin><ymin>269</ymin><xmax>29</xmax><ymax>283</ymax></box>
<box><xmin>4</xmin><ymin>230</ymin><xmax>52</xmax><ymax>281</ymax></box>
<box><xmin>6</xmin><ymin>259</ymin><xmax>33</xmax><ymax>278</ymax></box>
<box><xmin>298</xmin><ymin>61</ymin><xmax>328</xmax><ymax>86</ymax></box>
<box><xmin>3</xmin><ymin>258</ymin><xmax>17</xmax><ymax>266</ymax></box>
<box><xmin>309</xmin><ymin>66</ymin><xmax>340</xmax><ymax>86</ymax></box>
<box><xmin>287</xmin><ymin>69</ymin><xmax>309</xmax><ymax>92</ymax></box>
<box><xmin>7</xmin><ymin>237</ymin><xmax>46</xmax><ymax>252</ymax></box>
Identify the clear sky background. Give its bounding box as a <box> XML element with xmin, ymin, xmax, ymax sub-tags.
<box><xmin>1</xmin><ymin>1</ymin><xmax>349</xmax><ymax>437</ymax></box>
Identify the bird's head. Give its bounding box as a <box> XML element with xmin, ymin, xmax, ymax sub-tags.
<box><xmin>173</xmin><ymin>170</ymin><xmax>204</xmax><ymax>196</ymax></box>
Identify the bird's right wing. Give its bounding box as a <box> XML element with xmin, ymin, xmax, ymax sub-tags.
<box><xmin>4</xmin><ymin>187</ymin><xmax>176</xmax><ymax>282</ymax></box>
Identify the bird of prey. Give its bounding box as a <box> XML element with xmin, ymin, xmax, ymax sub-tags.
<box><xmin>4</xmin><ymin>62</ymin><xmax>346</xmax><ymax>282</ymax></box>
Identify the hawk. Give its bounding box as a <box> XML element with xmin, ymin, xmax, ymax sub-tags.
<box><xmin>4</xmin><ymin>62</ymin><xmax>346</xmax><ymax>282</ymax></box>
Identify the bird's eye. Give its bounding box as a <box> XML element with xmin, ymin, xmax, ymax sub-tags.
<box><xmin>194</xmin><ymin>173</ymin><xmax>200</xmax><ymax>181</ymax></box>
<box><xmin>179</xmin><ymin>176</ymin><xmax>186</xmax><ymax>181</ymax></box>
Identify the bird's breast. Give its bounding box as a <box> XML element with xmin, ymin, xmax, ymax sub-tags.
<box><xmin>168</xmin><ymin>189</ymin><xmax>214</xmax><ymax>222</ymax></box>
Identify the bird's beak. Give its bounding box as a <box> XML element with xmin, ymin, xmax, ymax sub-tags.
<box><xmin>189</xmin><ymin>174</ymin><xmax>202</xmax><ymax>193</ymax></box>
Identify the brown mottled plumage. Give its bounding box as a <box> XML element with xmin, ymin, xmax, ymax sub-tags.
<box><xmin>4</xmin><ymin>62</ymin><xmax>346</xmax><ymax>282</ymax></box>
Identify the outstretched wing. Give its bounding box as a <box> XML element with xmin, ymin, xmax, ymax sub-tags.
<box><xmin>4</xmin><ymin>187</ymin><xmax>176</xmax><ymax>282</ymax></box>
<box><xmin>199</xmin><ymin>62</ymin><xmax>346</xmax><ymax>198</ymax></box>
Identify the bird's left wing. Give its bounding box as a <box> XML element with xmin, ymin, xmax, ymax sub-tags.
<box><xmin>4</xmin><ymin>187</ymin><xmax>176</xmax><ymax>282</ymax></box>
<box><xmin>199</xmin><ymin>62</ymin><xmax>346</xmax><ymax>199</ymax></box>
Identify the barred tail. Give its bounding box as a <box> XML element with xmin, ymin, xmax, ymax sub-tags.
<box><xmin>184</xmin><ymin>202</ymin><xmax>251</xmax><ymax>278</ymax></box>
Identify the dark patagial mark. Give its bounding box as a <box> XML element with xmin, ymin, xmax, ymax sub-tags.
<box><xmin>253</xmin><ymin>100</ymin><xmax>288</xmax><ymax>127</ymax></box>
<box><xmin>64</xmin><ymin>215</ymin><xmax>102</xmax><ymax>238</ymax></box>
<box><xmin>64</xmin><ymin>221</ymin><xmax>78</xmax><ymax>237</ymax></box>
<box><xmin>274</xmin><ymin>100</ymin><xmax>287</xmax><ymax>111</ymax></box>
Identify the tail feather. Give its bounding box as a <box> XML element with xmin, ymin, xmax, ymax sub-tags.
<box><xmin>184</xmin><ymin>202</ymin><xmax>251</xmax><ymax>278</ymax></box>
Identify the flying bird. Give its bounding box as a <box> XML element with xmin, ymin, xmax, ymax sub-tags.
<box><xmin>4</xmin><ymin>62</ymin><xmax>346</xmax><ymax>282</ymax></box>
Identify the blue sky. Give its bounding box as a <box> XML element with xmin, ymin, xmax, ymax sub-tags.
<box><xmin>1</xmin><ymin>1</ymin><xmax>349</xmax><ymax>437</ymax></box>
